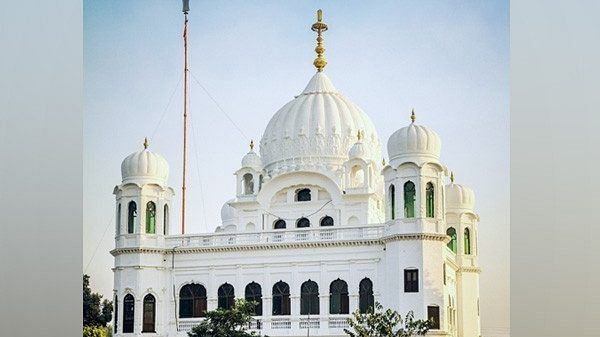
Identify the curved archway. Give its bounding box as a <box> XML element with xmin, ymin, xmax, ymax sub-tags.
<box><xmin>320</xmin><ymin>216</ymin><xmax>334</xmax><ymax>227</ymax></box>
<box><xmin>464</xmin><ymin>228</ymin><xmax>472</xmax><ymax>255</ymax></box>
<box><xmin>142</xmin><ymin>294</ymin><xmax>156</xmax><ymax>333</ymax></box>
<box><xmin>296</xmin><ymin>188</ymin><xmax>311</xmax><ymax>202</ymax></box>
<box><xmin>329</xmin><ymin>279</ymin><xmax>349</xmax><ymax>314</ymax></box>
<box><xmin>272</xmin><ymin>281</ymin><xmax>290</xmax><ymax>316</ymax></box>
<box><xmin>274</xmin><ymin>219</ymin><xmax>286</xmax><ymax>229</ymax></box>
<box><xmin>426</xmin><ymin>182</ymin><xmax>435</xmax><ymax>217</ymax></box>
<box><xmin>404</xmin><ymin>181</ymin><xmax>416</xmax><ymax>218</ymax></box>
<box><xmin>244</xmin><ymin>282</ymin><xmax>262</xmax><ymax>316</ymax></box>
<box><xmin>146</xmin><ymin>201</ymin><xmax>156</xmax><ymax>234</ymax></box>
<box><xmin>296</xmin><ymin>217</ymin><xmax>310</xmax><ymax>228</ymax></box>
<box><xmin>300</xmin><ymin>280</ymin><xmax>319</xmax><ymax>315</ymax></box>
<box><xmin>218</xmin><ymin>283</ymin><xmax>235</xmax><ymax>310</ymax></box>
<box><xmin>127</xmin><ymin>201</ymin><xmax>137</xmax><ymax>234</ymax></box>
<box><xmin>122</xmin><ymin>294</ymin><xmax>134</xmax><ymax>333</ymax></box>
<box><xmin>359</xmin><ymin>278</ymin><xmax>374</xmax><ymax>313</ymax></box>
<box><xmin>446</xmin><ymin>227</ymin><xmax>457</xmax><ymax>253</ymax></box>
<box><xmin>179</xmin><ymin>283</ymin><xmax>207</xmax><ymax>318</ymax></box>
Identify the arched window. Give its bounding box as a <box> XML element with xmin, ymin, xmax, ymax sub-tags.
<box><xmin>320</xmin><ymin>216</ymin><xmax>334</xmax><ymax>227</ymax></box>
<box><xmin>245</xmin><ymin>282</ymin><xmax>262</xmax><ymax>316</ymax></box>
<box><xmin>163</xmin><ymin>204</ymin><xmax>169</xmax><ymax>235</ymax></box>
<box><xmin>446</xmin><ymin>227</ymin><xmax>457</xmax><ymax>253</ymax></box>
<box><xmin>146</xmin><ymin>201</ymin><xmax>156</xmax><ymax>234</ymax></box>
<box><xmin>389</xmin><ymin>184</ymin><xmax>396</xmax><ymax>219</ymax></box>
<box><xmin>426</xmin><ymin>182</ymin><xmax>435</xmax><ymax>217</ymax></box>
<box><xmin>296</xmin><ymin>217</ymin><xmax>310</xmax><ymax>228</ymax></box>
<box><xmin>464</xmin><ymin>228</ymin><xmax>472</xmax><ymax>255</ymax></box>
<box><xmin>300</xmin><ymin>280</ymin><xmax>319</xmax><ymax>315</ymax></box>
<box><xmin>243</xmin><ymin>173</ymin><xmax>254</xmax><ymax>195</ymax></box>
<box><xmin>329</xmin><ymin>279</ymin><xmax>349</xmax><ymax>314</ymax></box>
<box><xmin>123</xmin><ymin>294</ymin><xmax>134</xmax><ymax>333</ymax></box>
<box><xmin>218</xmin><ymin>283</ymin><xmax>235</xmax><ymax>310</ymax></box>
<box><xmin>296</xmin><ymin>188</ymin><xmax>311</xmax><ymax>202</ymax></box>
<box><xmin>404</xmin><ymin>181</ymin><xmax>416</xmax><ymax>218</ymax></box>
<box><xmin>179</xmin><ymin>284</ymin><xmax>207</xmax><ymax>318</ymax></box>
<box><xmin>114</xmin><ymin>295</ymin><xmax>118</xmax><ymax>333</ymax></box>
<box><xmin>116</xmin><ymin>204</ymin><xmax>121</xmax><ymax>235</ymax></box>
<box><xmin>359</xmin><ymin>278</ymin><xmax>374</xmax><ymax>314</ymax></box>
<box><xmin>142</xmin><ymin>294</ymin><xmax>156</xmax><ymax>333</ymax></box>
<box><xmin>272</xmin><ymin>281</ymin><xmax>290</xmax><ymax>316</ymax></box>
<box><xmin>127</xmin><ymin>201</ymin><xmax>137</xmax><ymax>234</ymax></box>
<box><xmin>351</xmin><ymin>165</ymin><xmax>365</xmax><ymax>187</ymax></box>
<box><xmin>274</xmin><ymin>219</ymin><xmax>286</xmax><ymax>229</ymax></box>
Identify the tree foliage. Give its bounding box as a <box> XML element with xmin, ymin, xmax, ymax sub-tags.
<box><xmin>83</xmin><ymin>274</ymin><xmax>113</xmax><ymax>327</ymax></box>
<box><xmin>344</xmin><ymin>302</ymin><xmax>432</xmax><ymax>337</ymax></box>
<box><xmin>187</xmin><ymin>299</ymin><xmax>264</xmax><ymax>337</ymax></box>
<box><xmin>82</xmin><ymin>325</ymin><xmax>110</xmax><ymax>337</ymax></box>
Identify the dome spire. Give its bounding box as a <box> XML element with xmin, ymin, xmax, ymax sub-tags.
<box><xmin>311</xmin><ymin>9</ymin><xmax>328</xmax><ymax>72</ymax></box>
<box><xmin>249</xmin><ymin>139</ymin><xmax>254</xmax><ymax>151</ymax></box>
<box><xmin>410</xmin><ymin>109</ymin><xmax>416</xmax><ymax>123</ymax></box>
<box><xmin>450</xmin><ymin>171</ymin><xmax>455</xmax><ymax>183</ymax></box>
<box><xmin>143</xmin><ymin>137</ymin><xmax>149</xmax><ymax>149</ymax></box>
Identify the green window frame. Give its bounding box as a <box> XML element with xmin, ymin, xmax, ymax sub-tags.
<box><xmin>426</xmin><ymin>182</ymin><xmax>435</xmax><ymax>217</ymax></box>
<box><xmin>389</xmin><ymin>184</ymin><xmax>396</xmax><ymax>219</ymax></box>
<box><xmin>146</xmin><ymin>201</ymin><xmax>156</xmax><ymax>234</ymax></box>
<box><xmin>127</xmin><ymin>201</ymin><xmax>137</xmax><ymax>234</ymax></box>
<box><xmin>446</xmin><ymin>227</ymin><xmax>457</xmax><ymax>253</ymax></box>
<box><xmin>404</xmin><ymin>181</ymin><xmax>416</xmax><ymax>218</ymax></box>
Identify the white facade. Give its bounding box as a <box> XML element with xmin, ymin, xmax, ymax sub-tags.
<box><xmin>111</xmin><ymin>67</ymin><xmax>481</xmax><ymax>337</ymax></box>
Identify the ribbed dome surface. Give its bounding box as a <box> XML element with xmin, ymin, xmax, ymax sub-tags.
<box><xmin>121</xmin><ymin>148</ymin><xmax>169</xmax><ymax>185</ymax></box>
<box><xmin>348</xmin><ymin>140</ymin><xmax>366</xmax><ymax>159</ymax></box>
<box><xmin>259</xmin><ymin>72</ymin><xmax>381</xmax><ymax>175</ymax></box>
<box><xmin>387</xmin><ymin>122</ymin><xmax>441</xmax><ymax>165</ymax></box>
<box><xmin>446</xmin><ymin>183</ymin><xmax>475</xmax><ymax>211</ymax></box>
<box><xmin>220</xmin><ymin>199</ymin><xmax>236</xmax><ymax>225</ymax></box>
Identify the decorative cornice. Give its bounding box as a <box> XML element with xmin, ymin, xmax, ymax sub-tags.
<box><xmin>458</xmin><ymin>266</ymin><xmax>481</xmax><ymax>274</ymax></box>
<box><xmin>112</xmin><ymin>232</ymin><xmax>449</xmax><ymax>256</ymax></box>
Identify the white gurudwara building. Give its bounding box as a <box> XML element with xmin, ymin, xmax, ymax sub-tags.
<box><xmin>111</xmin><ymin>10</ymin><xmax>481</xmax><ymax>337</ymax></box>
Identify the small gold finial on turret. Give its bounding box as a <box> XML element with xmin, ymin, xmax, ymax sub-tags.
<box><xmin>450</xmin><ymin>171</ymin><xmax>455</xmax><ymax>183</ymax></box>
<box><xmin>311</xmin><ymin>9</ymin><xmax>329</xmax><ymax>72</ymax></box>
<box><xmin>410</xmin><ymin>109</ymin><xmax>416</xmax><ymax>123</ymax></box>
<box><xmin>249</xmin><ymin>139</ymin><xmax>254</xmax><ymax>151</ymax></box>
<box><xmin>143</xmin><ymin>137</ymin><xmax>149</xmax><ymax>149</ymax></box>
<box><xmin>382</xmin><ymin>158</ymin><xmax>386</xmax><ymax>166</ymax></box>
<box><xmin>357</xmin><ymin>130</ymin><xmax>362</xmax><ymax>141</ymax></box>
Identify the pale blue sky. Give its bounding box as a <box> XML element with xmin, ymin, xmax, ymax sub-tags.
<box><xmin>84</xmin><ymin>1</ymin><xmax>508</xmax><ymax>334</ymax></box>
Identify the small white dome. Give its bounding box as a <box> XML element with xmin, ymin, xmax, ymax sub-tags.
<box><xmin>220</xmin><ymin>199</ymin><xmax>236</xmax><ymax>225</ymax></box>
<box><xmin>121</xmin><ymin>142</ymin><xmax>169</xmax><ymax>185</ymax></box>
<box><xmin>446</xmin><ymin>182</ymin><xmax>475</xmax><ymax>211</ymax></box>
<box><xmin>241</xmin><ymin>150</ymin><xmax>262</xmax><ymax>170</ymax></box>
<box><xmin>387</xmin><ymin>114</ymin><xmax>441</xmax><ymax>166</ymax></box>
<box><xmin>259</xmin><ymin>72</ymin><xmax>381</xmax><ymax>176</ymax></box>
<box><xmin>348</xmin><ymin>139</ymin><xmax>366</xmax><ymax>159</ymax></box>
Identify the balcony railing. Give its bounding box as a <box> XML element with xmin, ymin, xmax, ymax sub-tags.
<box><xmin>177</xmin><ymin>318</ymin><xmax>203</xmax><ymax>332</ymax></box>
<box><xmin>299</xmin><ymin>317</ymin><xmax>320</xmax><ymax>329</ymax></box>
<box><xmin>270</xmin><ymin>317</ymin><xmax>292</xmax><ymax>329</ymax></box>
<box><xmin>328</xmin><ymin>316</ymin><xmax>351</xmax><ymax>329</ymax></box>
<box><xmin>165</xmin><ymin>224</ymin><xmax>386</xmax><ymax>249</ymax></box>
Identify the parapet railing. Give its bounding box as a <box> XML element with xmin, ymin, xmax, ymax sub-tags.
<box><xmin>165</xmin><ymin>224</ymin><xmax>386</xmax><ymax>249</ymax></box>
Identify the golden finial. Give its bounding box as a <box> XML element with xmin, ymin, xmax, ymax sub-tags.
<box><xmin>357</xmin><ymin>130</ymin><xmax>362</xmax><ymax>141</ymax></box>
<box><xmin>311</xmin><ymin>9</ymin><xmax>328</xmax><ymax>72</ymax></box>
<box><xmin>450</xmin><ymin>171</ymin><xmax>455</xmax><ymax>183</ymax></box>
<box><xmin>249</xmin><ymin>139</ymin><xmax>254</xmax><ymax>151</ymax></box>
<box><xmin>410</xmin><ymin>109</ymin><xmax>416</xmax><ymax>123</ymax></box>
<box><xmin>382</xmin><ymin>158</ymin><xmax>386</xmax><ymax>166</ymax></box>
<box><xmin>143</xmin><ymin>137</ymin><xmax>149</xmax><ymax>149</ymax></box>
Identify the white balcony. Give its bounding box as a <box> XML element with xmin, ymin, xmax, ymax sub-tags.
<box><xmin>165</xmin><ymin>224</ymin><xmax>386</xmax><ymax>249</ymax></box>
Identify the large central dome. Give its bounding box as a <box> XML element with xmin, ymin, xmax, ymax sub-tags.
<box><xmin>259</xmin><ymin>72</ymin><xmax>382</xmax><ymax>176</ymax></box>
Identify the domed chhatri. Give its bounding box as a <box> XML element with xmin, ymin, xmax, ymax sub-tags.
<box><xmin>387</xmin><ymin>109</ymin><xmax>441</xmax><ymax>166</ymax></box>
<box><xmin>446</xmin><ymin>172</ymin><xmax>476</xmax><ymax>211</ymax></box>
<box><xmin>120</xmin><ymin>137</ymin><xmax>169</xmax><ymax>185</ymax></box>
<box><xmin>241</xmin><ymin>140</ymin><xmax>262</xmax><ymax>169</ymax></box>
<box><xmin>259</xmin><ymin>71</ymin><xmax>381</xmax><ymax>175</ymax></box>
<box><xmin>348</xmin><ymin>130</ymin><xmax>367</xmax><ymax>159</ymax></box>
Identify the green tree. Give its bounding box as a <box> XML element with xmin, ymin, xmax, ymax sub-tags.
<box><xmin>83</xmin><ymin>274</ymin><xmax>113</xmax><ymax>327</ymax></box>
<box><xmin>344</xmin><ymin>302</ymin><xmax>432</xmax><ymax>337</ymax></box>
<box><xmin>188</xmin><ymin>299</ymin><xmax>264</xmax><ymax>337</ymax></box>
<box><xmin>82</xmin><ymin>326</ymin><xmax>109</xmax><ymax>337</ymax></box>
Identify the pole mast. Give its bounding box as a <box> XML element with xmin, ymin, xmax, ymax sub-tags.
<box><xmin>181</xmin><ymin>0</ymin><xmax>190</xmax><ymax>234</ymax></box>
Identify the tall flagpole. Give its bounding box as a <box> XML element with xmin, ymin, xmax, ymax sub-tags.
<box><xmin>181</xmin><ymin>0</ymin><xmax>190</xmax><ymax>234</ymax></box>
